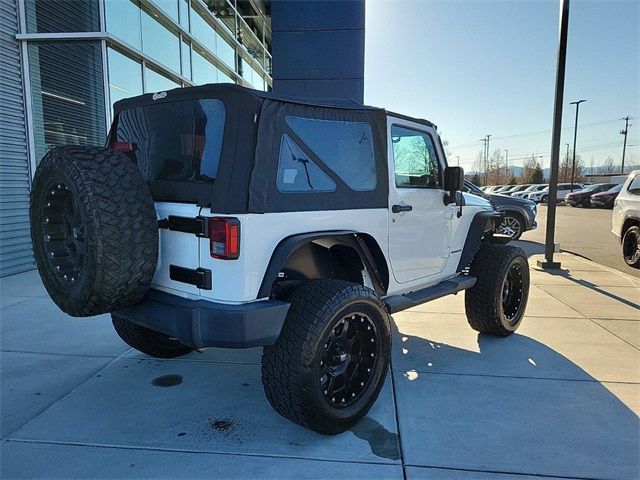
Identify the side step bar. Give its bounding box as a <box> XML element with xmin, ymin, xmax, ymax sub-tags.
<box><xmin>384</xmin><ymin>275</ymin><xmax>477</xmax><ymax>314</ymax></box>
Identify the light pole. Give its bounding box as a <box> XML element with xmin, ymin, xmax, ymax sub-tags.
<box><xmin>504</xmin><ymin>149</ymin><xmax>509</xmax><ymax>181</ymax></box>
<box><xmin>456</xmin><ymin>155</ymin><xmax>460</xmax><ymax>166</ymax></box>
<box><xmin>480</xmin><ymin>137</ymin><xmax>488</xmax><ymax>185</ymax></box>
<box><xmin>538</xmin><ymin>0</ymin><xmax>571</xmax><ymax>270</ymax></box>
<box><xmin>485</xmin><ymin>134</ymin><xmax>491</xmax><ymax>184</ymax></box>
<box><xmin>564</xmin><ymin>143</ymin><xmax>570</xmax><ymax>182</ymax></box>
<box><xmin>620</xmin><ymin>116</ymin><xmax>631</xmax><ymax>174</ymax></box>
<box><xmin>570</xmin><ymin>99</ymin><xmax>586</xmax><ymax>191</ymax></box>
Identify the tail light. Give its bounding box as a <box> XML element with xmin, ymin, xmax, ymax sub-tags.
<box><xmin>112</xmin><ymin>141</ymin><xmax>135</xmax><ymax>153</ymax></box>
<box><xmin>210</xmin><ymin>217</ymin><xmax>240</xmax><ymax>259</ymax></box>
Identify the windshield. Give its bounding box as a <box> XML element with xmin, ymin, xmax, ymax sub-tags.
<box><xmin>606</xmin><ymin>184</ymin><xmax>623</xmax><ymax>193</ymax></box>
<box><xmin>113</xmin><ymin>99</ymin><xmax>225</xmax><ymax>183</ymax></box>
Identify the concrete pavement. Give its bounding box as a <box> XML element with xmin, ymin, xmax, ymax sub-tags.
<box><xmin>1</xmin><ymin>246</ymin><xmax>638</xmax><ymax>479</ymax></box>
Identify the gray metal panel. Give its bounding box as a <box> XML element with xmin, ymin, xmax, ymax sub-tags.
<box><xmin>270</xmin><ymin>0</ymin><xmax>365</xmax><ymax>102</ymax></box>
<box><xmin>0</xmin><ymin>0</ymin><xmax>34</xmax><ymax>276</ymax></box>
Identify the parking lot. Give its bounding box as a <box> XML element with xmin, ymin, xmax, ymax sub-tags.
<box><xmin>2</xmin><ymin>246</ymin><xmax>639</xmax><ymax>479</ymax></box>
<box><xmin>523</xmin><ymin>204</ymin><xmax>639</xmax><ymax>278</ymax></box>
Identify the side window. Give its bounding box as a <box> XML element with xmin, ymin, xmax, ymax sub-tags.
<box><xmin>276</xmin><ymin>135</ymin><xmax>336</xmax><ymax>193</ymax></box>
<box><xmin>285</xmin><ymin>116</ymin><xmax>376</xmax><ymax>191</ymax></box>
<box><xmin>391</xmin><ymin>125</ymin><xmax>441</xmax><ymax>189</ymax></box>
<box><xmin>628</xmin><ymin>175</ymin><xmax>640</xmax><ymax>195</ymax></box>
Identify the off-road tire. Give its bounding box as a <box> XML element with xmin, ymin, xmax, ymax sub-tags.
<box><xmin>112</xmin><ymin>315</ymin><xmax>193</xmax><ymax>358</ymax></box>
<box><xmin>261</xmin><ymin>279</ymin><xmax>391</xmax><ymax>435</ymax></box>
<box><xmin>465</xmin><ymin>244</ymin><xmax>530</xmax><ymax>336</ymax></box>
<box><xmin>622</xmin><ymin>226</ymin><xmax>640</xmax><ymax>268</ymax></box>
<box><xmin>30</xmin><ymin>146</ymin><xmax>158</xmax><ymax>317</ymax></box>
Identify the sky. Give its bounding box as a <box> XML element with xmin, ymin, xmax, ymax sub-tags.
<box><xmin>364</xmin><ymin>0</ymin><xmax>640</xmax><ymax>173</ymax></box>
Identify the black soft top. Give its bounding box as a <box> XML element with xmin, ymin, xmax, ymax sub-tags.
<box><xmin>114</xmin><ymin>83</ymin><xmax>383</xmax><ymax>115</ymax></box>
<box><xmin>111</xmin><ymin>84</ymin><xmax>436</xmax><ymax>213</ymax></box>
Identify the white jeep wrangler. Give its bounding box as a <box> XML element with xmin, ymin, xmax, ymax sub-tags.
<box><xmin>30</xmin><ymin>84</ymin><xmax>530</xmax><ymax>434</ymax></box>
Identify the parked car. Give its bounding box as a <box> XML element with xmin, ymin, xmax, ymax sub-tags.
<box><xmin>28</xmin><ymin>83</ymin><xmax>531</xmax><ymax>434</ymax></box>
<box><xmin>590</xmin><ymin>184</ymin><xmax>623</xmax><ymax>209</ymax></box>
<box><xmin>464</xmin><ymin>180</ymin><xmax>537</xmax><ymax>240</ymax></box>
<box><xmin>566</xmin><ymin>183</ymin><xmax>616</xmax><ymax>207</ymax></box>
<box><xmin>528</xmin><ymin>183</ymin><xmax>583</xmax><ymax>203</ymax></box>
<box><xmin>503</xmin><ymin>184</ymin><xmax>532</xmax><ymax>196</ymax></box>
<box><xmin>612</xmin><ymin>170</ymin><xmax>640</xmax><ymax>268</ymax></box>
<box><xmin>513</xmin><ymin>184</ymin><xmax>547</xmax><ymax>199</ymax></box>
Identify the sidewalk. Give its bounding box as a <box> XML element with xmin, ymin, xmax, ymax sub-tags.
<box><xmin>1</xmin><ymin>245</ymin><xmax>638</xmax><ymax>479</ymax></box>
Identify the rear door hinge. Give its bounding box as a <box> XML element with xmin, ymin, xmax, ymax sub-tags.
<box><xmin>158</xmin><ymin>215</ymin><xmax>210</xmax><ymax>238</ymax></box>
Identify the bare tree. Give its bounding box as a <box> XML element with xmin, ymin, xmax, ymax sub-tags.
<box><xmin>600</xmin><ymin>156</ymin><xmax>617</xmax><ymax>174</ymax></box>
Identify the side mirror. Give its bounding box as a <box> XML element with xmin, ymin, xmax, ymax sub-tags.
<box><xmin>444</xmin><ymin>166</ymin><xmax>464</xmax><ymax>204</ymax></box>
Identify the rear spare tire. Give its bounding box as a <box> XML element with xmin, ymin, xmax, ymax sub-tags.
<box><xmin>30</xmin><ymin>146</ymin><xmax>158</xmax><ymax>317</ymax></box>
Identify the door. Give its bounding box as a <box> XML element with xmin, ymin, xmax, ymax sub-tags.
<box><xmin>387</xmin><ymin>121</ymin><xmax>452</xmax><ymax>284</ymax></box>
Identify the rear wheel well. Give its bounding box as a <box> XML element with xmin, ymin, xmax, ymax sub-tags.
<box><xmin>268</xmin><ymin>234</ymin><xmax>388</xmax><ymax>301</ymax></box>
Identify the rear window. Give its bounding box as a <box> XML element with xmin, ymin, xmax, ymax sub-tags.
<box><xmin>113</xmin><ymin>99</ymin><xmax>225</xmax><ymax>183</ymax></box>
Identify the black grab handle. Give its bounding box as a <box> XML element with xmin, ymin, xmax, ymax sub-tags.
<box><xmin>392</xmin><ymin>204</ymin><xmax>413</xmax><ymax>213</ymax></box>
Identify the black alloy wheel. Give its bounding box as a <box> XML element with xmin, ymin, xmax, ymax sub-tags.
<box><xmin>261</xmin><ymin>279</ymin><xmax>391</xmax><ymax>435</ymax></box>
<box><xmin>622</xmin><ymin>226</ymin><xmax>640</xmax><ymax>268</ymax></box>
<box><xmin>41</xmin><ymin>180</ymin><xmax>86</xmax><ymax>285</ymax></box>
<box><xmin>501</xmin><ymin>262</ymin><xmax>526</xmax><ymax>325</ymax></box>
<box><xmin>320</xmin><ymin>312</ymin><xmax>379</xmax><ymax>408</ymax></box>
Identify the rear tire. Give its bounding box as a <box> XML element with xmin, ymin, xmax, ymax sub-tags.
<box><xmin>30</xmin><ymin>147</ymin><xmax>158</xmax><ymax>317</ymax></box>
<box><xmin>465</xmin><ymin>244</ymin><xmax>530</xmax><ymax>336</ymax></box>
<box><xmin>112</xmin><ymin>315</ymin><xmax>193</xmax><ymax>358</ymax></box>
<box><xmin>261</xmin><ymin>280</ymin><xmax>391</xmax><ymax>435</ymax></box>
<box><xmin>622</xmin><ymin>226</ymin><xmax>640</xmax><ymax>268</ymax></box>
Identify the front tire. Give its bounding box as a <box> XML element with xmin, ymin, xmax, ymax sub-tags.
<box><xmin>261</xmin><ymin>280</ymin><xmax>391</xmax><ymax>435</ymax></box>
<box><xmin>465</xmin><ymin>244</ymin><xmax>530</xmax><ymax>336</ymax></box>
<box><xmin>622</xmin><ymin>226</ymin><xmax>640</xmax><ymax>268</ymax></box>
<box><xmin>112</xmin><ymin>315</ymin><xmax>193</xmax><ymax>358</ymax></box>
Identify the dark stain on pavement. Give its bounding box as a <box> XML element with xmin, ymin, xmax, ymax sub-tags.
<box><xmin>211</xmin><ymin>419</ymin><xmax>234</xmax><ymax>433</ymax></box>
<box><xmin>350</xmin><ymin>417</ymin><xmax>400</xmax><ymax>460</ymax></box>
<box><xmin>151</xmin><ymin>374</ymin><xmax>183</xmax><ymax>387</ymax></box>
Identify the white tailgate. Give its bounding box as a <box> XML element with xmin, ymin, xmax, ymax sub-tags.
<box><xmin>152</xmin><ymin>202</ymin><xmax>201</xmax><ymax>295</ymax></box>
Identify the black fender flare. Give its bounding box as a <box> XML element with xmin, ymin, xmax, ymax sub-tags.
<box><xmin>456</xmin><ymin>211</ymin><xmax>503</xmax><ymax>271</ymax></box>
<box><xmin>257</xmin><ymin>231</ymin><xmax>388</xmax><ymax>298</ymax></box>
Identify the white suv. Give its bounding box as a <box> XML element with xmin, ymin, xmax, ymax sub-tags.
<box><xmin>612</xmin><ymin>170</ymin><xmax>640</xmax><ymax>268</ymax></box>
<box><xmin>29</xmin><ymin>84</ymin><xmax>531</xmax><ymax>434</ymax></box>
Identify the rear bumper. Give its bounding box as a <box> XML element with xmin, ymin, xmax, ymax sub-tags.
<box><xmin>113</xmin><ymin>290</ymin><xmax>290</xmax><ymax>349</ymax></box>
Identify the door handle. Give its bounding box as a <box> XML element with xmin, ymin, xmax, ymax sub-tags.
<box><xmin>392</xmin><ymin>204</ymin><xmax>413</xmax><ymax>213</ymax></box>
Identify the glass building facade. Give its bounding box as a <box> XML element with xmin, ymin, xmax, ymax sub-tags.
<box><xmin>21</xmin><ymin>0</ymin><xmax>272</xmax><ymax>164</ymax></box>
<box><xmin>0</xmin><ymin>0</ymin><xmax>271</xmax><ymax>276</ymax></box>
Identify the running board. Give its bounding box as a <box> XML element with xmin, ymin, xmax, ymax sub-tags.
<box><xmin>384</xmin><ymin>275</ymin><xmax>477</xmax><ymax>314</ymax></box>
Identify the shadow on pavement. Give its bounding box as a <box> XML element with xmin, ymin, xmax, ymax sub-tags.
<box><xmin>390</xmin><ymin>319</ymin><xmax>640</xmax><ymax>479</ymax></box>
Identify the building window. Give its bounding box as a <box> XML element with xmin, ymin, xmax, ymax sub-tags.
<box><xmin>181</xmin><ymin>40</ymin><xmax>192</xmax><ymax>80</ymax></box>
<box><xmin>141</xmin><ymin>10</ymin><xmax>180</xmax><ymax>73</ymax></box>
<box><xmin>152</xmin><ymin>0</ymin><xmax>179</xmax><ymax>23</ymax></box>
<box><xmin>144</xmin><ymin>67</ymin><xmax>180</xmax><ymax>93</ymax></box>
<box><xmin>192</xmin><ymin>47</ymin><xmax>219</xmax><ymax>85</ymax></box>
<box><xmin>107</xmin><ymin>48</ymin><xmax>143</xmax><ymax>112</ymax></box>
<box><xmin>25</xmin><ymin>0</ymin><xmax>100</xmax><ymax>33</ymax></box>
<box><xmin>391</xmin><ymin>125</ymin><xmax>441</xmax><ymax>189</ymax></box>
<box><xmin>217</xmin><ymin>35</ymin><xmax>235</xmax><ymax>70</ymax></box>
<box><xmin>190</xmin><ymin>5</ymin><xmax>234</xmax><ymax>71</ymax></box>
<box><xmin>105</xmin><ymin>0</ymin><xmax>142</xmax><ymax>50</ymax></box>
<box><xmin>277</xmin><ymin>135</ymin><xmax>336</xmax><ymax>193</ymax></box>
<box><xmin>286</xmin><ymin>117</ymin><xmax>376</xmax><ymax>191</ymax></box>
<box><xmin>28</xmin><ymin>42</ymin><xmax>106</xmax><ymax>162</ymax></box>
<box><xmin>179</xmin><ymin>0</ymin><xmax>190</xmax><ymax>30</ymax></box>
